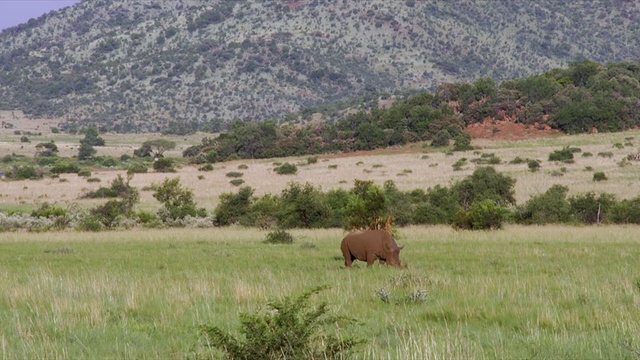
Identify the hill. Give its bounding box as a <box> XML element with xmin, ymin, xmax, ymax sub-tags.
<box><xmin>1</xmin><ymin>0</ymin><xmax>640</xmax><ymax>133</ymax></box>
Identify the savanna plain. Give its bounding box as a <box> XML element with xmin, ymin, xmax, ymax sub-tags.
<box><xmin>2</xmin><ymin>122</ymin><xmax>640</xmax><ymax>358</ymax></box>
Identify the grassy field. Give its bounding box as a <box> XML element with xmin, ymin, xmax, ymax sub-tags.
<box><xmin>1</xmin><ymin>225</ymin><xmax>639</xmax><ymax>359</ymax></box>
<box><xmin>2</xmin><ymin>127</ymin><xmax>640</xmax><ymax>213</ymax></box>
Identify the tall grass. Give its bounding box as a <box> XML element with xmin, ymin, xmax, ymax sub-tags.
<box><xmin>1</xmin><ymin>226</ymin><xmax>639</xmax><ymax>358</ymax></box>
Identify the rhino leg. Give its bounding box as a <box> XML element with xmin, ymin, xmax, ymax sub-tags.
<box><xmin>379</xmin><ymin>259</ymin><xmax>386</xmax><ymax>265</ymax></box>
<box><xmin>366</xmin><ymin>254</ymin><xmax>377</xmax><ymax>267</ymax></box>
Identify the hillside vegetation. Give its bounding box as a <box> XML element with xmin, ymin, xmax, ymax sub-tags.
<box><xmin>184</xmin><ymin>61</ymin><xmax>640</xmax><ymax>161</ymax></box>
<box><xmin>1</xmin><ymin>0</ymin><xmax>639</xmax><ymax>132</ymax></box>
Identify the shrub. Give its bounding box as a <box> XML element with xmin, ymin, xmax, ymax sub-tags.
<box><xmin>31</xmin><ymin>202</ymin><xmax>67</xmax><ymax>218</ymax></box>
<box><xmin>230</xmin><ymin>179</ymin><xmax>245</xmax><ymax>186</ymax></box>
<box><xmin>431</xmin><ymin>129</ymin><xmax>451</xmax><ymax>147</ymax></box>
<box><xmin>77</xmin><ymin>169</ymin><xmax>92</xmax><ymax>177</ymax></box>
<box><xmin>263</xmin><ymin>229</ymin><xmax>294</xmax><ymax>244</ymax></box>
<box><xmin>569</xmin><ymin>192</ymin><xmax>616</xmax><ymax>224</ymax></box>
<box><xmin>238</xmin><ymin>164</ymin><xmax>249</xmax><ymax>169</ymax></box>
<box><xmin>597</xmin><ymin>151</ymin><xmax>614</xmax><ymax>158</ymax></box>
<box><xmin>307</xmin><ymin>156</ymin><xmax>318</xmax><ymax>164</ymax></box>
<box><xmin>127</xmin><ymin>162</ymin><xmax>148</xmax><ymax>174</ymax></box>
<box><xmin>10</xmin><ymin>165</ymin><xmax>40</xmax><ymax>180</ymax></box>
<box><xmin>153</xmin><ymin>158</ymin><xmax>175</xmax><ymax>172</ymax></box>
<box><xmin>593</xmin><ymin>171</ymin><xmax>607</xmax><ymax>181</ymax></box>
<box><xmin>451</xmin><ymin>167</ymin><xmax>516</xmax><ymax>210</ymax></box>
<box><xmin>153</xmin><ymin>177</ymin><xmax>203</xmax><ymax>221</ymax></box>
<box><xmin>548</xmin><ymin>147</ymin><xmax>575</xmax><ymax>163</ymax></box>
<box><xmin>453</xmin><ymin>132</ymin><xmax>473</xmax><ymax>151</ymax></box>
<box><xmin>199</xmin><ymin>164</ymin><xmax>214</xmax><ymax>171</ymax></box>
<box><xmin>199</xmin><ymin>286</ymin><xmax>362</xmax><ymax>360</ymax></box>
<box><xmin>51</xmin><ymin>161</ymin><xmax>80</xmax><ymax>174</ymax></box>
<box><xmin>527</xmin><ymin>159</ymin><xmax>541</xmax><ymax>172</ymax></box>
<box><xmin>20</xmin><ymin>136</ymin><xmax>30</xmax><ymax>143</ymax></box>
<box><xmin>87</xmin><ymin>177</ymin><xmax>101</xmax><ymax>183</ymax></box>
<box><xmin>274</xmin><ymin>162</ymin><xmax>297</xmax><ymax>175</ymax></box>
<box><xmin>516</xmin><ymin>185</ymin><xmax>571</xmax><ymax>224</ymax></box>
<box><xmin>226</xmin><ymin>171</ymin><xmax>243</xmax><ymax>178</ymax></box>
<box><xmin>453</xmin><ymin>199</ymin><xmax>506</xmax><ymax>230</ymax></box>
<box><xmin>610</xmin><ymin>197</ymin><xmax>640</xmax><ymax>224</ymax></box>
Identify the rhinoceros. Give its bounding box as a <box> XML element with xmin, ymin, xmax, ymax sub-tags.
<box><xmin>341</xmin><ymin>229</ymin><xmax>403</xmax><ymax>268</ymax></box>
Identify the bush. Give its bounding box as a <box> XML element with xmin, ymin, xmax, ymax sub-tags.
<box><xmin>214</xmin><ymin>186</ymin><xmax>255</xmax><ymax>226</ymax></box>
<box><xmin>199</xmin><ymin>286</ymin><xmax>362</xmax><ymax>360</ymax></box>
<box><xmin>263</xmin><ymin>229</ymin><xmax>294</xmax><ymax>244</ymax></box>
<box><xmin>451</xmin><ymin>167</ymin><xmax>516</xmax><ymax>210</ymax></box>
<box><xmin>153</xmin><ymin>177</ymin><xmax>203</xmax><ymax>221</ymax></box>
<box><xmin>51</xmin><ymin>161</ymin><xmax>80</xmax><ymax>174</ymax></box>
<box><xmin>127</xmin><ymin>162</ymin><xmax>148</xmax><ymax>174</ymax></box>
<box><xmin>548</xmin><ymin>147</ymin><xmax>575</xmax><ymax>163</ymax></box>
<box><xmin>10</xmin><ymin>165</ymin><xmax>40</xmax><ymax>180</ymax></box>
<box><xmin>453</xmin><ymin>132</ymin><xmax>473</xmax><ymax>151</ymax></box>
<box><xmin>230</xmin><ymin>179</ymin><xmax>245</xmax><ymax>186</ymax></box>
<box><xmin>225</xmin><ymin>171</ymin><xmax>243</xmax><ymax>178</ymax></box>
<box><xmin>453</xmin><ymin>199</ymin><xmax>506</xmax><ymax>230</ymax></box>
<box><xmin>199</xmin><ymin>164</ymin><xmax>214</xmax><ymax>171</ymax></box>
<box><xmin>516</xmin><ymin>185</ymin><xmax>571</xmax><ymax>224</ymax></box>
<box><xmin>274</xmin><ymin>162</ymin><xmax>297</xmax><ymax>175</ymax></box>
<box><xmin>153</xmin><ymin>158</ymin><xmax>175</xmax><ymax>172</ymax></box>
<box><xmin>610</xmin><ymin>197</ymin><xmax>640</xmax><ymax>224</ymax></box>
<box><xmin>307</xmin><ymin>156</ymin><xmax>318</xmax><ymax>164</ymax></box>
<box><xmin>77</xmin><ymin>169</ymin><xmax>92</xmax><ymax>177</ymax></box>
<box><xmin>527</xmin><ymin>159</ymin><xmax>541</xmax><ymax>172</ymax></box>
<box><xmin>593</xmin><ymin>171</ymin><xmax>608</xmax><ymax>181</ymax></box>
<box><xmin>569</xmin><ymin>192</ymin><xmax>616</xmax><ymax>224</ymax></box>
<box><xmin>431</xmin><ymin>129</ymin><xmax>451</xmax><ymax>147</ymax></box>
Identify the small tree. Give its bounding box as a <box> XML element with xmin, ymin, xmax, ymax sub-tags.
<box><xmin>153</xmin><ymin>177</ymin><xmax>204</xmax><ymax>221</ymax></box>
<box><xmin>135</xmin><ymin>139</ymin><xmax>176</xmax><ymax>158</ymax></box>
<box><xmin>431</xmin><ymin>129</ymin><xmax>451</xmax><ymax>147</ymax></box>
<box><xmin>35</xmin><ymin>141</ymin><xmax>58</xmax><ymax>157</ymax></box>
<box><xmin>80</xmin><ymin>126</ymin><xmax>105</xmax><ymax>146</ymax></box>
<box><xmin>78</xmin><ymin>142</ymin><xmax>96</xmax><ymax>160</ymax></box>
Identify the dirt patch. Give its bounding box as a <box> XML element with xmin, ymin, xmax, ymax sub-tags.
<box><xmin>465</xmin><ymin>117</ymin><xmax>560</xmax><ymax>141</ymax></box>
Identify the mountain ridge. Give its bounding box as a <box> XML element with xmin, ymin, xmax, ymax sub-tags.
<box><xmin>1</xmin><ymin>0</ymin><xmax>639</xmax><ymax>133</ymax></box>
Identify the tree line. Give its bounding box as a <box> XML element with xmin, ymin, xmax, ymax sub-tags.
<box><xmin>4</xmin><ymin>166</ymin><xmax>640</xmax><ymax>232</ymax></box>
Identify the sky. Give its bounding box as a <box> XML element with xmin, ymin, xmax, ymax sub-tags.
<box><xmin>0</xmin><ymin>0</ymin><xmax>80</xmax><ymax>31</ymax></box>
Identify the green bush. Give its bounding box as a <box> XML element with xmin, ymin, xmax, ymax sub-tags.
<box><xmin>31</xmin><ymin>202</ymin><xmax>67</xmax><ymax>218</ymax></box>
<box><xmin>274</xmin><ymin>162</ymin><xmax>298</xmax><ymax>175</ymax></box>
<box><xmin>431</xmin><ymin>129</ymin><xmax>451</xmax><ymax>147</ymax></box>
<box><xmin>610</xmin><ymin>197</ymin><xmax>640</xmax><ymax>224</ymax></box>
<box><xmin>51</xmin><ymin>161</ymin><xmax>80</xmax><ymax>174</ymax></box>
<box><xmin>263</xmin><ymin>229</ymin><xmax>294</xmax><ymax>244</ymax></box>
<box><xmin>527</xmin><ymin>159</ymin><xmax>541</xmax><ymax>172</ymax></box>
<box><xmin>451</xmin><ymin>166</ymin><xmax>516</xmax><ymax>209</ymax></box>
<box><xmin>548</xmin><ymin>147</ymin><xmax>575</xmax><ymax>163</ymax></box>
<box><xmin>127</xmin><ymin>162</ymin><xmax>148</xmax><ymax>174</ymax></box>
<box><xmin>516</xmin><ymin>185</ymin><xmax>571</xmax><ymax>224</ymax></box>
<box><xmin>453</xmin><ymin>199</ymin><xmax>506</xmax><ymax>230</ymax></box>
<box><xmin>593</xmin><ymin>171</ymin><xmax>608</xmax><ymax>181</ymax></box>
<box><xmin>77</xmin><ymin>169</ymin><xmax>92</xmax><ymax>177</ymax></box>
<box><xmin>569</xmin><ymin>192</ymin><xmax>616</xmax><ymax>224</ymax></box>
<box><xmin>453</xmin><ymin>132</ymin><xmax>473</xmax><ymax>151</ymax></box>
<box><xmin>199</xmin><ymin>164</ymin><xmax>214</xmax><ymax>171</ymax></box>
<box><xmin>153</xmin><ymin>158</ymin><xmax>175</xmax><ymax>172</ymax></box>
<box><xmin>225</xmin><ymin>171</ymin><xmax>243</xmax><ymax>178</ymax></box>
<box><xmin>10</xmin><ymin>165</ymin><xmax>40</xmax><ymax>180</ymax></box>
<box><xmin>307</xmin><ymin>156</ymin><xmax>318</xmax><ymax>164</ymax></box>
<box><xmin>153</xmin><ymin>177</ymin><xmax>203</xmax><ymax>221</ymax></box>
<box><xmin>230</xmin><ymin>179</ymin><xmax>245</xmax><ymax>186</ymax></box>
<box><xmin>199</xmin><ymin>286</ymin><xmax>362</xmax><ymax>360</ymax></box>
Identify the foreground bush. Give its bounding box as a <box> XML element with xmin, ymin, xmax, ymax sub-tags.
<box><xmin>199</xmin><ymin>286</ymin><xmax>362</xmax><ymax>359</ymax></box>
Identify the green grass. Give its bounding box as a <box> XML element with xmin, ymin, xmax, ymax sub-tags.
<box><xmin>1</xmin><ymin>226</ymin><xmax>639</xmax><ymax>358</ymax></box>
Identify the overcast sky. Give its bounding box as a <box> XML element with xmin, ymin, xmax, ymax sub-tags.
<box><xmin>0</xmin><ymin>0</ymin><xmax>80</xmax><ymax>31</ymax></box>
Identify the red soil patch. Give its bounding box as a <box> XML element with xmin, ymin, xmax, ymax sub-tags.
<box><xmin>466</xmin><ymin>118</ymin><xmax>560</xmax><ymax>141</ymax></box>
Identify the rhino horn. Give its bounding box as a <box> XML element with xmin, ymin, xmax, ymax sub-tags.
<box><xmin>398</xmin><ymin>245</ymin><xmax>404</xmax><ymax>250</ymax></box>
